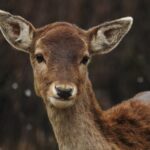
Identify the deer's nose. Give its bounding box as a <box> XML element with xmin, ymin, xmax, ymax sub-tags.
<box><xmin>52</xmin><ymin>82</ymin><xmax>77</xmax><ymax>100</ymax></box>
<box><xmin>55</xmin><ymin>86</ymin><xmax>72</xmax><ymax>99</ymax></box>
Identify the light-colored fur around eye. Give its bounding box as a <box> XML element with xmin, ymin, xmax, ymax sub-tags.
<box><xmin>91</xmin><ymin>17</ymin><xmax>133</xmax><ymax>54</ymax></box>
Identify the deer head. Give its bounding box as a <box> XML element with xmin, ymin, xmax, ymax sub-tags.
<box><xmin>0</xmin><ymin>10</ymin><xmax>133</xmax><ymax>109</ymax></box>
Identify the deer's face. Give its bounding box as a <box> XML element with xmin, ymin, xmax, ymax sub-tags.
<box><xmin>32</xmin><ymin>25</ymin><xmax>90</xmax><ymax>108</ymax></box>
<box><xmin>0</xmin><ymin>10</ymin><xmax>133</xmax><ymax>109</ymax></box>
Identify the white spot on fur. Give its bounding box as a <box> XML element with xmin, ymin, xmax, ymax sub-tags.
<box><xmin>71</xmin><ymin>85</ymin><xmax>77</xmax><ymax>97</ymax></box>
<box><xmin>35</xmin><ymin>48</ymin><xmax>43</xmax><ymax>55</ymax></box>
<box><xmin>51</xmin><ymin>82</ymin><xmax>58</xmax><ymax>97</ymax></box>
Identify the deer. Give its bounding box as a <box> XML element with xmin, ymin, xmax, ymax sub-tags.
<box><xmin>0</xmin><ymin>10</ymin><xmax>150</xmax><ymax>150</ymax></box>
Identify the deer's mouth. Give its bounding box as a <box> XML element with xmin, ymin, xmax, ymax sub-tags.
<box><xmin>48</xmin><ymin>96</ymin><xmax>75</xmax><ymax>109</ymax></box>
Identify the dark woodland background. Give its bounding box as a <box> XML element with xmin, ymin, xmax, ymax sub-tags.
<box><xmin>0</xmin><ymin>0</ymin><xmax>150</xmax><ymax>149</ymax></box>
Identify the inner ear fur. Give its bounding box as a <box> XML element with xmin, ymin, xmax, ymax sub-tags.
<box><xmin>88</xmin><ymin>17</ymin><xmax>133</xmax><ymax>55</ymax></box>
<box><xmin>0</xmin><ymin>10</ymin><xmax>35</xmax><ymax>53</ymax></box>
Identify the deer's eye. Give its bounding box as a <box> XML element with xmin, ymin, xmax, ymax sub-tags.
<box><xmin>35</xmin><ymin>54</ymin><xmax>45</xmax><ymax>63</ymax></box>
<box><xmin>81</xmin><ymin>56</ymin><xmax>90</xmax><ymax>65</ymax></box>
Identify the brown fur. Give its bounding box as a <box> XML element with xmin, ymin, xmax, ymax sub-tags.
<box><xmin>29</xmin><ymin>23</ymin><xmax>150</xmax><ymax>150</ymax></box>
<box><xmin>0</xmin><ymin>11</ymin><xmax>149</xmax><ymax>150</ymax></box>
<box><xmin>102</xmin><ymin>100</ymin><xmax>150</xmax><ymax>150</ymax></box>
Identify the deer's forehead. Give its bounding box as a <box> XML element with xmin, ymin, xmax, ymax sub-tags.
<box><xmin>35</xmin><ymin>27</ymin><xmax>88</xmax><ymax>57</ymax></box>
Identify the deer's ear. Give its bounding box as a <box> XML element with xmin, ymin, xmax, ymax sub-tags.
<box><xmin>88</xmin><ymin>17</ymin><xmax>133</xmax><ymax>55</ymax></box>
<box><xmin>0</xmin><ymin>10</ymin><xmax>35</xmax><ymax>53</ymax></box>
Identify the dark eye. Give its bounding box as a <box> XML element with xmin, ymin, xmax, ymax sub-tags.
<box><xmin>81</xmin><ymin>56</ymin><xmax>90</xmax><ymax>65</ymax></box>
<box><xmin>35</xmin><ymin>54</ymin><xmax>45</xmax><ymax>63</ymax></box>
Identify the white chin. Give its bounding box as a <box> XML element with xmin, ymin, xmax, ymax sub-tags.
<box><xmin>48</xmin><ymin>97</ymin><xmax>75</xmax><ymax>109</ymax></box>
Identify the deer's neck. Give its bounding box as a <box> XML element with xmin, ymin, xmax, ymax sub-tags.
<box><xmin>46</xmin><ymin>80</ymin><xmax>111</xmax><ymax>150</ymax></box>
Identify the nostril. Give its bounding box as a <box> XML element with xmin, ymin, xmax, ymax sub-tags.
<box><xmin>55</xmin><ymin>86</ymin><xmax>73</xmax><ymax>99</ymax></box>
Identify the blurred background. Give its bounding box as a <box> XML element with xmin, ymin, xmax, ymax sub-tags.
<box><xmin>0</xmin><ymin>0</ymin><xmax>150</xmax><ymax>149</ymax></box>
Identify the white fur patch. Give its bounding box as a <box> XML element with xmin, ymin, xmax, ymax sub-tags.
<box><xmin>0</xmin><ymin>10</ymin><xmax>10</xmax><ymax>15</ymax></box>
<box><xmin>134</xmin><ymin>91</ymin><xmax>150</xmax><ymax>104</ymax></box>
<box><xmin>0</xmin><ymin>10</ymin><xmax>11</xmax><ymax>21</ymax></box>
<box><xmin>48</xmin><ymin>97</ymin><xmax>75</xmax><ymax>109</ymax></box>
<box><xmin>119</xmin><ymin>17</ymin><xmax>133</xmax><ymax>23</ymax></box>
<box><xmin>15</xmin><ymin>21</ymin><xmax>33</xmax><ymax>49</ymax></box>
<box><xmin>91</xmin><ymin>30</ymin><xmax>109</xmax><ymax>52</ymax></box>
